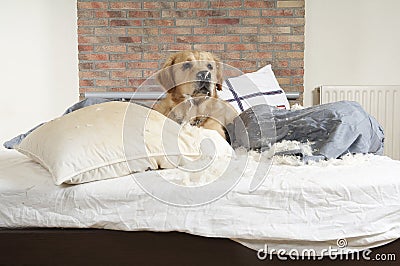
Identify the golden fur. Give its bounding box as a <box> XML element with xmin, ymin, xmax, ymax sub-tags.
<box><xmin>154</xmin><ymin>51</ymin><xmax>236</xmax><ymax>139</ymax></box>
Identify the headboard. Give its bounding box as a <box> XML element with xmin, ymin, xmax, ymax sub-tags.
<box><xmin>83</xmin><ymin>91</ymin><xmax>301</xmax><ymax>101</ymax></box>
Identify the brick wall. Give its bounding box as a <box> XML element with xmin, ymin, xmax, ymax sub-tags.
<box><xmin>77</xmin><ymin>0</ymin><xmax>305</xmax><ymax>103</ymax></box>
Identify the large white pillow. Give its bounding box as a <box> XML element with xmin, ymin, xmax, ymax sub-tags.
<box><xmin>16</xmin><ymin>101</ymin><xmax>233</xmax><ymax>185</ymax></box>
<box><xmin>218</xmin><ymin>64</ymin><xmax>290</xmax><ymax>112</ymax></box>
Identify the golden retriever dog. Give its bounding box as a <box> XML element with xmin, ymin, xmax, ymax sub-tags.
<box><xmin>154</xmin><ymin>50</ymin><xmax>236</xmax><ymax>139</ymax></box>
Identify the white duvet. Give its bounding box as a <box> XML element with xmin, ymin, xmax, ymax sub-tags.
<box><xmin>1</xmin><ymin>149</ymin><xmax>400</xmax><ymax>254</ymax></box>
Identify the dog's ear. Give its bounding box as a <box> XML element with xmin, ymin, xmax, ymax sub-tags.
<box><xmin>212</xmin><ymin>54</ymin><xmax>223</xmax><ymax>91</ymax></box>
<box><xmin>156</xmin><ymin>54</ymin><xmax>176</xmax><ymax>91</ymax></box>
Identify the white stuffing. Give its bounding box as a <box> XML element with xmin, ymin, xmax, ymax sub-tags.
<box><xmin>163</xmin><ymin>140</ymin><xmax>374</xmax><ymax>186</ymax></box>
<box><xmin>290</xmin><ymin>103</ymin><xmax>305</xmax><ymax>110</ymax></box>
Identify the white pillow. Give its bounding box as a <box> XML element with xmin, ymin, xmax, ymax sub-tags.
<box><xmin>16</xmin><ymin>101</ymin><xmax>233</xmax><ymax>185</ymax></box>
<box><xmin>218</xmin><ymin>64</ymin><xmax>290</xmax><ymax>112</ymax></box>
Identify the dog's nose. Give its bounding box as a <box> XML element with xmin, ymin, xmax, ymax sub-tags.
<box><xmin>196</xmin><ymin>71</ymin><xmax>212</xmax><ymax>81</ymax></box>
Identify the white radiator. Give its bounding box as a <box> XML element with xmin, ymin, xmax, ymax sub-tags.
<box><xmin>319</xmin><ymin>85</ymin><xmax>400</xmax><ymax>160</ymax></box>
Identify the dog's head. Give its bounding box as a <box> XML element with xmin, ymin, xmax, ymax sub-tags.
<box><xmin>156</xmin><ymin>51</ymin><xmax>223</xmax><ymax>100</ymax></box>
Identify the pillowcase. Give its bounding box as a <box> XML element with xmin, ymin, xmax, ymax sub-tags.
<box><xmin>217</xmin><ymin>64</ymin><xmax>290</xmax><ymax>113</ymax></box>
<box><xmin>15</xmin><ymin>101</ymin><xmax>233</xmax><ymax>185</ymax></box>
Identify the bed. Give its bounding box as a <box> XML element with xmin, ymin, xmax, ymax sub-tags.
<box><xmin>1</xmin><ymin>146</ymin><xmax>400</xmax><ymax>264</ymax></box>
<box><xmin>1</xmin><ymin>65</ymin><xmax>400</xmax><ymax>264</ymax></box>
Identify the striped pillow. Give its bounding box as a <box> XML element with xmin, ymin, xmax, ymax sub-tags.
<box><xmin>218</xmin><ymin>65</ymin><xmax>290</xmax><ymax>113</ymax></box>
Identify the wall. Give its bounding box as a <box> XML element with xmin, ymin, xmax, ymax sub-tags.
<box><xmin>77</xmin><ymin>0</ymin><xmax>305</xmax><ymax>103</ymax></box>
<box><xmin>304</xmin><ymin>0</ymin><xmax>400</xmax><ymax>106</ymax></box>
<box><xmin>0</xmin><ymin>0</ymin><xmax>78</xmax><ymax>147</ymax></box>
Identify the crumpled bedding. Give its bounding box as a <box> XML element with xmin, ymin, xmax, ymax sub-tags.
<box><xmin>227</xmin><ymin>101</ymin><xmax>385</xmax><ymax>160</ymax></box>
<box><xmin>1</xmin><ymin>149</ymin><xmax>400</xmax><ymax>253</ymax></box>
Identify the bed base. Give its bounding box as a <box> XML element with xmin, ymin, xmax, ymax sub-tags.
<box><xmin>0</xmin><ymin>229</ymin><xmax>398</xmax><ymax>265</ymax></box>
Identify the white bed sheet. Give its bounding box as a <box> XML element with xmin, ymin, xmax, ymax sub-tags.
<box><xmin>1</xmin><ymin>149</ymin><xmax>400</xmax><ymax>254</ymax></box>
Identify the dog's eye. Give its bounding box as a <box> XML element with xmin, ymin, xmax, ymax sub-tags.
<box><xmin>182</xmin><ymin>62</ymin><xmax>192</xmax><ymax>70</ymax></box>
<box><xmin>207</xmin><ymin>63</ymin><xmax>213</xmax><ymax>70</ymax></box>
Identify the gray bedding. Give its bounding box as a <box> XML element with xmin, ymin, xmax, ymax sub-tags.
<box><xmin>227</xmin><ymin>101</ymin><xmax>384</xmax><ymax>160</ymax></box>
<box><xmin>4</xmin><ymin>99</ymin><xmax>384</xmax><ymax>161</ymax></box>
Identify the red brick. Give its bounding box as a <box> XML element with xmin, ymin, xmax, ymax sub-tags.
<box><xmin>95</xmin><ymin>11</ymin><xmax>125</xmax><ymax>18</ymax></box>
<box><xmin>109</xmin><ymin>2</ymin><xmax>141</xmax><ymax>9</ymax></box>
<box><xmin>78</xmin><ymin>27</ymin><xmax>94</xmax><ymax>35</ymax></box>
<box><xmin>242</xmin><ymin>52</ymin><xmax>273</xmax><ymax>60</ymax></box>
<box><xmin>193</xmin><ymin>27</ymin><xmax>225</xmax><ymax>34</ymax></box>
<box><xmin>290</xmin><ymin>60</ymin><xmax>304</xmax><ymax>68</ymax></box>
<box><xmin>274</xmin><ymin>18</ymin><xmax>305</xmax><ymax>25</ymax></box>
<box><xmin>193</xmin><ymin>44</ymin><xmax>224</xmax><ymax>51</ymax></box>
<box><xmin>127</xmin><ymin>28</ymin><xmax>159</xmax><ymax>35</ymax></box>
<box><xmin>144</xmin><ymin>20</ymin><xmax>174</xmax><ymax>26</ymax></box>
<box><xmin>208</xmin><ymin>18</ymin><xmax>239</xmax><ymax>25</ymax></box>
<box><xmin>161</xmin><ymin>43</ymin><xmax>192</xmax><ymax>51</ymax></box>
<box><xmin>244</xmin><ymin>0</ymin><xmax>275</xmax><ymax>8</ymax></box>
<box><xmin>110</xmin><ymin>19</ymin><xmax>142</xmax><ymax>26</ymax></box>
<box><xmin>218</xmin><ymin>52</ymin><xmax>241</xmax><ymax>60</ymax></box>
<box><xmin>78</xmin><ymin>2</ymin><xmax>108</xmax><ymax>9</ymax></box>
<box><xmin>79</xmin><ymin>63</ymin><xmax>93</xmax><ymax>70</ymax></box>
<box><xmin>210</xmin><ymin>1</ymin><xmax>242</xmax><ymax>8</ymax></box>
<box><xmin>79</xmin><ymin>88</ymin><xmax>107</xmax><ymax>93</ymax></box>
<box><xmin>273</xmin><ymin>35</ymin><xmax>304</xmax><ymax>43</ymax></box>
<box><xmin>79</xmin><ymin>71</ymin><xmax>109</xmax><ymax>79</ymax></box>
<box><xmin>228</xmin><ymin>10</ymin><xmax>260</xmax><ymax>16</ymax></box>
<box><xmin>242</xmin><ymin>18</ymin><xmax>273</xmax><ymax>25</ymax></box>
<box><xmin>262</xmin><ymin>9</ymin><xmax>294</xmax><ymax>16</ymax></box>
<box><xmin>177</xmin><ymin>36</ymin><xmax>205</xmax><ymax>43</ymax></box>
<box><xmin>176</xmin><ymin>2</ymin><xmax>208</xmax><ymax>8</ymax></box>
<box><xmin>96</xmin><ymin>80</ymin><xmax>127</xmax><ymax>87</ymax></box>
<box><xmin>110</xmin><ymin>87</ymin><xmax>136</xmax><ymax>92</ymax></box>
<box><xmin>94</xmin><ymin>45</ymin><xmax>126</xmax><ymax>53</ymax></box>
<box><xmin>78</xmin><ymin>36</ymin><xmax>109</xmax><ymax>44</ymax></box>
<box><xmin>128</xmin><ymin>11</ymin><xmax>160</xmax><ymax>18</ymax></box>
<box><xmin>80</xmin><ymin>80</ymin><xmax>94</xmax><ymax>87</ymax></box>
<box><xmin>161</xmin><ymin>28</ymin><xmax>192</xmax><ymax>35</ymax></box>
<box><xmin>79</xmin><ymin>54</ymin><xmax>109</xmax><ymax>61</ymax></box>
<box><xmin>95</xmin><ymin>28</ymin><xmax>125</xmax><ymax>35</ymax></box>
<box><xmin>127</xmin><ymin>62</ymin><xmax>159</xmax><ymax>69</ymax></box>
<box><xmin>225</xmin><ymin>60</ymin><xmax>257</xmax><ymax>69</ymax></box>
<box><xmin>78</xmin><ymin>45</ymin><xmax>94</xmax><ymax>52</ymax></box>
<box><xmin>143</xmin><ymin>36</ymin><xmax>174</xmax><ymax>43</ymax></box>
<box><xmin>196</xmin><ymin>10</ymin><xmax>226</xmax><ymax>17</ymax></box>
<box><xmin>128</xmin><ymin>79</ymin><xmax>147</xmax><ymax>87</ymax></box>
<box><xmin>78</xmin><ymin>10</ymin><xmax>94</xmax><ymax>18</ymax></box>
<box><xmin>143</xmin><ymin>1</ymin><xmax>174</xmax><ymax>9</ymax></box>
<box><xmin>95</xmin><ymin>62</ymin><xmax>126</xmax><ymax>69</ymax></box>
<box><xmin>78</xmin><ymin>19</ymin><xmax>108</xmax><ymax>27</ymax></box>
<box><xmin>110</xmin><ymin>54</ymin><xmax>142</xmax><ymax>61</ymax></box>
<box><xmin>127</xmin><ymin>44</ymin><xmax>159</xmax><ymax>53</ymax></box>
<box><xmin>226</xmin><ymin>44</ymin><xmax>257</xmax><ymax>51</ymax></box>
<box><xmin>208</xmin><ymin>36</ymin><xmax>241</xmax><ymax>43</ymax></box>
<box><xmin>242</xmin><ymin>35</ymin><xmax>273</xmax><ymax>43</ymax></box>
<box><xmin>274</xmin><ymin>60</ymin><xmax>289</xmax><ymax>68</ymax></box>
<box><xmin>226</xmin><ymin>27</ymin><xmax>257</xmax><ymax>34</ymax></box>
<box><xmin>275</xmin><ymin>51</ymin><xmax>304</xmax><ymax>59</ymax></box>
<box><xmin>259</xmin><ymin>26</ymin><xmax>291</xmax><ymax>34</ymax></box>
<box><xmin>111</xmin><ymin>36</ymin><xmax>142</xmax><ymax>43</ymax></box>
<box><xmin>162</xmin><ymin>10</ymin><xmax>194</xmax><ymax>18</ymax></box>
<box><xmin>176</xmin><ymin>19</ymin><xmax>206</xmax><ymax>26</ymax></box>
<box><xmin>111</xmin><ymin>70</ymin><xmax>142</xmax><ymax>78</ymax></box>
<box><xmin>143</xmin><ymin>53</ymin><xmax>165</xmax><ymax>60</ymax></box>
<box><xmin>259</xmin><ymin>43</ymin><xmax>291</xmax><ymax>50</ymax></box>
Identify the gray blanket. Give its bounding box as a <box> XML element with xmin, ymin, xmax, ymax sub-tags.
<box><xmin>227</xmin><ymin>101</ymin><xmax>384</xmax><ymax>160</ymax></box>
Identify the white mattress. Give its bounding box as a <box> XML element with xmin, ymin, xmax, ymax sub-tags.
<box><xmin>1</xmin><ymin>149</ymin><xmax>400</xmax><ymax>254</ymax></box>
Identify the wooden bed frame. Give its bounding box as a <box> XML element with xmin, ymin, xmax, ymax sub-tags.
<box><xmin>0</xmin><ymin>228</ymin><xmax>398</xmax><ymax>265</ymax></box>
